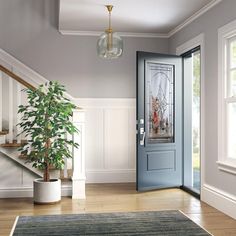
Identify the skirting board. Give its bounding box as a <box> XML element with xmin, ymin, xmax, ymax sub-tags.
<box><xmin>202</xmin><ymin>184</ymin><xmax>236</xmax><ymax>219</ymax></box>
<box><xmin>0</xmin><ymin>169</ymin><xmax>136</xmax><ymax>197</ymax></box>
<box><xmin>0</xmin><ymin>186</ymin><xmax>72</xmax><ymax>198</ymax></box>
<box><xmin>86</xmin><ymin>169</ymin><xmax>136</xmax><ymax>183</ymax></box>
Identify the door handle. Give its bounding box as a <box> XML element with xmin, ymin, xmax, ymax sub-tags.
<box><xmin>140</xmin><ymin>129</ymin><xmax>146</xmax><ymax>146</ymax></box>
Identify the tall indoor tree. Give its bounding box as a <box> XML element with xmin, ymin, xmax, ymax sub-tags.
<box><xmin>18</xmin><ymin>81</ymin><xmax>79</xmax><ymax>182</ymax></box>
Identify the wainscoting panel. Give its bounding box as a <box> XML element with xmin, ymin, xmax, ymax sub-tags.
<box><xmin>83</xmin><ymin>108</ymin><xmax>104</xmax><ymax>170</ymax></box>
<box><xmin>104</xmin><ymin>108</ymin><xmax>129</xmax><ymax>169</ymax></box>
<box><xmin>76</xmin><ymin>98</ymin><xmax>136</xmax><ymax>183</ymax></box>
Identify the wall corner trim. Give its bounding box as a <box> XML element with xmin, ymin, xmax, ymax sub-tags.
<box><xmin>168</xmin><ymin>0</ymin><xmax>222</xmax><ymax>37</ymax></box>
<box><xmin>202</xmin><ymin>183</ymin><xmax>236</xmax><ymax>219</ymax></box>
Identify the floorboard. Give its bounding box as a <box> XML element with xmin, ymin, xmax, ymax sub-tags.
<box><xmin>0</xmin><ymin>183</ymin><xmax>235</xmax><ymax>236</ymax></box>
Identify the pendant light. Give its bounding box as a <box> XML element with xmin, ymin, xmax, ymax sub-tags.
<box><xmin>97</xmin><ymin>5</ymin><xmax>123</xmax><ymax>59</ymax></box>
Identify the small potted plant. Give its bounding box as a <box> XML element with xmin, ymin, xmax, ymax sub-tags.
<box><xmin>18</xmin><ymin>81</ymin><xmax>79</xmax><ymax>204</ymax></box>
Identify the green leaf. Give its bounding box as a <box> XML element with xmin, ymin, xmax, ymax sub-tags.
<box><xmin>17</xmin><ymin>81</ymin><xmax>79</xmax><ymax>181</ymax></box>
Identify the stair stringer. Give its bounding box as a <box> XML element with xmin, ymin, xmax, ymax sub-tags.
<box><xmin>0</xmin><ymin>147</ymin><xmax>60</xmax><ymax>179</ymax></box>
<box><xmin>0</xmin><ymin>48</ymin><xmax>75</xmax><ymax>101</ymax></box>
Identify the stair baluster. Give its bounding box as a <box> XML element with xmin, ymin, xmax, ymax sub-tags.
<box><xmin>63</xmin><ymin>132</ymin><xmax>68</xmax><ymax>179</ymax></box>
<box><xmin>16</xmin><ymin>83</ymin><xmax>21</xmax><ymax>143</ymax></box>
<box><xmin>8</xmin><ymin>76</ymin><xmax>13</xmax><ymax>143</ymax></box>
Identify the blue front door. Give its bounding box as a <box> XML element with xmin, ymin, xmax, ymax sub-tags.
<box><xmin>136</xmin><ymin>51</ymin><xmax>182</xmax><ymax>191</ymax></box>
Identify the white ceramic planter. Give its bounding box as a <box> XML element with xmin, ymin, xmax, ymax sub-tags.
<box><xmin>33</xmin><ymin>179</ymin><xmax>61</xmax><ymax>204</ymax></box>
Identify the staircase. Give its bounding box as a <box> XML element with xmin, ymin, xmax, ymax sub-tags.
<box><xmin>0</xmin><ymin>49</ymin><xmax>86</xmax><ymax>199</ymax></box>
<box><xmin>0</xmin><ymin>65</ymin><xmax>72</xmax><ymax>180</ymax></box>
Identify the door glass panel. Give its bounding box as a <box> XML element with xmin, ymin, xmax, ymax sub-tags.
<box><xmin>146</xmin><ymin>62</ymin><xmax>174</xmax><ymax>143</ymax></box>
<box><xmin>183</xmin><ymin>47</ymin><xmax>201</xmax><ymax>195</ymax></box>
<box><xmin>192</xmin><ymin>51</ymin><xmax>201</xmax><ymax>191</ymax></box>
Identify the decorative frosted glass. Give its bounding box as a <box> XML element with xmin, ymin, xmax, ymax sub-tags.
<box><xmin>97</xmin><ymin>32</ymin><xmax>123</xmax><ymax>59</ymax></box>
<box><xmin>146</xmin><ymin>62</ymin><xmax>174</xmax><ymax>143</ymax></box>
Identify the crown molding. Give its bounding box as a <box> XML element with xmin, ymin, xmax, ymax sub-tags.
<box><xmin>59</xmin><ymin>0</ymin><xmax>222</xmax><ymax>39</ymax></box>
<box><xmin>113</xmin><ymin>32</ymin><xmax>168</xmax><ymax>38</ymax></box>
<box><xmin>59</xmin><ymin>30</ymin><xmax>102</xmax><ymax>36</ymax></box>
<box><xmin>168</xmin><ymin>0</ymin><xmax>222</xmax><ymax>37</ymax></box>
<box><xmin>59</xmin><ymin>30</ymin><xmax>169</xmax><ymax>38</ymax></box>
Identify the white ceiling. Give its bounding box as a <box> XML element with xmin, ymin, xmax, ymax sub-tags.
<box><xmin>59</xmin><ymin>0</ymin><xmax>220</xmax><ymax>37</ymax></box>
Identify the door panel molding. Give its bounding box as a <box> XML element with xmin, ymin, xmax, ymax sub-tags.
<box><xmin>147</xmin><ymin>151</ymin><xmax>176</xmax><ymax>171</ymax></box>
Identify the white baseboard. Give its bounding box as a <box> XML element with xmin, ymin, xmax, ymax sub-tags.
<box><xmin>202</xmin><ymin>184</ymin><xmax>236</xmax><ymax>219</ymax></box>
<box><xmin>0</xmin><ymin>187</ymin><xmax>33</xmax><ymax>198</ymax></box>
<box><xmin>0</xmin><ymin>171</ymin><xmax>136</xmax><ymax>197</ymax></box>
<box><xmin>0</xmin><ymin>186</ymin><xmax>72</xmax><ymax>198</ymax></box>
<box><xmin>86</xmin><ymin>169</ymin><xmax>136</xmax><ymax>183</ymax></box>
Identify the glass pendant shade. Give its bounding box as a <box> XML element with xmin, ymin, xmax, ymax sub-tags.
<box><xmin>97</xmin><ymin>5</ymin><xmax>123</xmax><ymax>59</ymax></box>
<box><xmin>97</xmin><ymin>31</ymin><xmax>123</xmax><ymax>59</ymax></box>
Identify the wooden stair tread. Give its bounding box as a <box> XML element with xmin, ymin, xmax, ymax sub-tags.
<box><xmin>1</xmin><ymin>140</ymin><xmax>27</xmax><ymax>147</ymax></box>
<box><xmin>1</xmin><ymin>143</ymin><xmax>22</xmax><ymax>147</ymax></box>
<box><xmin>0</xmin><ymin>130</ymin><xmax>9</xmax><ymax>135</ymax></box>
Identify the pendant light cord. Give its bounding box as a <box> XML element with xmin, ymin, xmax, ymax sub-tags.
<box><xmin>109</xmin><ymin>10</ymin><xmax>111</xmax><ymax>30</ymax></box>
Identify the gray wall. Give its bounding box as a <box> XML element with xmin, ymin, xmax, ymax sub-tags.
<box><xmin>0</xmin><ymin>0</ymin><xmax>168</xmax><ymax>98</ymax></box>
<box><xmin>1</xmin><ymin>0</ymin><xmax>236</xmax><ymax>196</ymax></box>
<box><xmin>169</xmin><ymin>0</ymin><xmax>236</xmax><ymax>196</ymax></box>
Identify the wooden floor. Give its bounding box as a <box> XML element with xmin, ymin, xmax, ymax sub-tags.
<box><xmin>0</xmin><ymin>183</ymin><xmax>236</xmax><ymax>236</ymax></box>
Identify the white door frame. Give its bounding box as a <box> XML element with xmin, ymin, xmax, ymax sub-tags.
<box><xmin>176</xmin><ymin>33</ymin><xmax>205</xmax><ymax>198</ymax></box>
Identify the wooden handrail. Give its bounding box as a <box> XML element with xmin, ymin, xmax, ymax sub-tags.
<box><xmin>0</xmin><ymin>64</ymin><xmax>35</xmax><ymax>90</ymax></box>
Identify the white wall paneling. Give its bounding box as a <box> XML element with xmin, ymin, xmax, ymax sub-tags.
<box><xmin>72</xmin><ymin>109</ymin><xmax>86</xmax><ymax>199</ymax></box>
<box><xmin>75</xmin><ymin>98</ymin><xmax>136</xmax><ymax>183</ymax></box>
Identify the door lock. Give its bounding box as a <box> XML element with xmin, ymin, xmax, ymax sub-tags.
<box><xmin>140</xmin><ymin>128</ymin><xmax>146</xmax><ymax>146</ymax></box>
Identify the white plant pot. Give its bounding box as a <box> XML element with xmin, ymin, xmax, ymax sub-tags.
<box><xmin>33</xmin><ymin>178</ymin><xmax>61</xmax><ymax>204</ymax></box>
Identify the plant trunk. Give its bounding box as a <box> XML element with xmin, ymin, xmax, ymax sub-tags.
<box><xmin>43</xmin><ymin>138</ymin><xmax>51</xmax><ymax>182</ymax></box>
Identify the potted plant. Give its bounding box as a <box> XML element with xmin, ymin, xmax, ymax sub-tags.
<box><xmin>18</xmin><ymin>81</ymin><xmax>79</xmax><ymax>204</ymax></box>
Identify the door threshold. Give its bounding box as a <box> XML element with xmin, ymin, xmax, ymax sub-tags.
<box><xmin>180</xmin><ymin>186</ymin><xmax>200</xmax><ymax>199</ymax></box>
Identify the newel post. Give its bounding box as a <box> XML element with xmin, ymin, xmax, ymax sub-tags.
<box><xmin>72</xmin><ymin>109</ymin><xmax>86</xmax><ymax>199</ymax></box>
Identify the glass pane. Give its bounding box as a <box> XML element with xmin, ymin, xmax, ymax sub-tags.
<box><xmin>230</xmin><ymin>70</ymin><xmax>236</xmax><ymax>97</ymax></box>
<box><xmin>230</xmin><ymin>40</ymin><xmax>236</xmax><ymax>68</ymax></box>
<box><xmin>146</xmin><ymin>62</ymin><xmax>174</xmax><ymax>143</ymax></box>
<box><xmin>227</xmin><ymin>103</ymin><xmax>236</xmax><ymax>159</ymax></box>
<box><xmin>192</xmin><ymin>51</ymin><xmax>200</xmax><ymax>191</ymax></box>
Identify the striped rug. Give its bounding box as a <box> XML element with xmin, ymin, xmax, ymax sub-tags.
<box><xmin>11</xmin><ymin>210</ymin><xmax>211</xmax><ymax>235</ymax></box>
